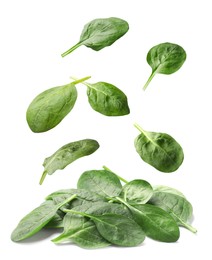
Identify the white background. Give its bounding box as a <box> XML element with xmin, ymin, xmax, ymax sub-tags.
<box><xmin>1</xmin><ymin>0</ymin><xmax>211</xmax><ymax>259</ymax></box>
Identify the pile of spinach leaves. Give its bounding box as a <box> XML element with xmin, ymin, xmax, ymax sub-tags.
<box><xmin>11</xmin><ymin>168</ymin><xmax>196</xmax><ymax>248</ymax></box>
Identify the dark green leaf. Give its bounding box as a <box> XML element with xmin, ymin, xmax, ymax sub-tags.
<box><xmin>69</xmin><ymin>221</ymin><xmax>110</xmax><ymax>249</ymax></box>
<box><xmin>86</xmin><ymin>81</ymin><xmax>130</xmax><ymax>116</ymax></box>
<box><xmin>40</xmin><ymin>139</ymin><xmax>100</xmax><ymax>184</ymax></box>
<box><xmin>69</xmin><ymin>210</ymin><xmax>145</xmax><ymax>247</ymax></box>
<box><xmin>61</xmin><ymin>17</ymin><xmax>129</xmax><ymax>57</ymax></box>
<box><xmin>53</xmin><ymin>201</ymin><xmax>131</xmax><ymax>245</ymax></box>
<box><xmin>77</xmin><ymin>170</ymin><xmax>122</xmax><ymax>197</ymax></box>
<box><xmin>134</xmin><ymin>123</ymin><xmax>184</xmax><ymax>173</ymax></box>
<box><xmin>149</xmin><ymin>190</ymin><xmax>197</xmax><ymax>233</ymax></box>
<box><xmin>11</xmin><ymin>195</ymin><xmax>76</xmax><ymax>241</ymax></box>
<box><xmin>129</xmin><ymin>204</ymin><xmax>180</xmax><ymax>242</ymax></box>
<box><xmin>143</xmin><ymin>42</ymin><xmax>186</xmax><ymax>90</ymax></box>
<box><xmin>52</xmin><ymin>203</ymin><xmax>94</xmax><ymax>243</ymax></box>
<box><xmin>121</xmin><ymin>179</ymin><xmax>153</xmax><ymax>204</ymax></box>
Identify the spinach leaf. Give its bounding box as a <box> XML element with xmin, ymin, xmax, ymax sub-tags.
<box><xmin>134</xmin><ymin>123</ymin><xmax>184</xmax><ymax>173</ymax></box>
<box><xmin>77</xmin><ymin>170</ymin><xmax>122</xmax><ymax>197</ymax></box>
<box><xmin>87</xmin><ymin>81</ymin><xmax>130</xmax><ymax>116</ymax></box>
<box><xmin>11</xmin><ymin>195</ymin><xmax>76</xmax><ymax>241</ymax></box>
<box><xmin>26</xmin><ymin>77</ymin><xmax>90</xmax><ymax>132</ymax></box>
<box><xmin>121</xmin><ymin>179</ymin><xmax>153</xmax><ymax>204</ymax></box>
<box><xmin>52</xmin><ymin>203</ymin><xmax>94</xmax><ymax>243</ymax></box>
<box><xmin>53</xmin><ymin>201</ymin><xmax>131</xmax><ymax>244</ymax></box>
<box><xmin>116</xmin><ymin>197</ymin><xmax>179</xmax><ymax>242</ymax></box>
<box><xmin>68</xmin><ymin>210</ymin><xmax>145</xmax><ymax>247</ymax></box>
<box><xmin>61</xmin><ymin>17</ymin><xmax>129</xmax><ymax>57</ymax></box>
<box><xmin>149</xmin><ymin>191</ymin><xmax>197</xmax><ymax>233</ymax></box>
<box><xmin>69</xmin><ymin>221</ymin><xmax>110</xmax><ymax>249</ymax></box>
<box><xmin>46</xmin><ymin>188</ymin><xmax>105</xmax><ymax>202</ymax></box>
<box><xmin>45</xmin><ymin>210</ymin><xmax>65</xmax><ymax>228</ymax></box>
<box><xmin>71</xmin><ymin>77</ymin><xmax>130</xmax><ymax>116</ymax></box>
<box><xmin>53</xmin><ymin>203</ymin><xmax>110</xmax><ymax>248</ymax></box>
<box><xmin>40</xmin><ymin>139</ymin><xmax>100</xmax><ymax>185</ymax></box>
<box><xmin>153</xmin><ymin>185</ymin><xmax>186</xmax><ymax>198</ymax></box>
<box><xmin>143</xmin><ymin>42</ymin><xmax>186</xmax><ymax>90</ymax></box>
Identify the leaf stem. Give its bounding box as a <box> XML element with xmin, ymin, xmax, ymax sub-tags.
<box><xmin>58</xmin><ymin>194</ymin><xmax>77</xmax><ymax>209</ymax></box>
<box><xmin>61</xmin><ymin>42</ymin><xmax>82</xmax><ymax>57</ymax></box>
<box><xmin>181</xmin><ymin>221</ymin><xmax>197</xmax><ymax>233</ymax></box>
<box><xmin>143</xmin><ymin>70</ymin><xmax>157</xmax><ymax>91</ymax></box>
<box><xmin>133</xmin><ymin>123</ymin><xmax>145</xmax><ymax>134</ymax></box>
<box><xmin>39</xmin><ymin>170</ymin><xmax>47</xmax><ymax>185</ymax></box>
<box><xmin>72</xmin><ymin>76</ymin><xmax>91</xmax><ymax>85</ymax></box>
<box><xmin>102</xmin><ymin>166</ymin><xmax>128</xmax><ymax>184</ymax></box>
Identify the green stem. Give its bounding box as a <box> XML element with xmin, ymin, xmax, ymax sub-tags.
<box><xmin>143</xmin><ymin>70</ymin><xmax>157</xmax><ymax>91</ymax></box>
<box><xmin>63</xmin><ymin>209</ymin><xmax>99</xmax><ymax>221</ymax></box>
<box><xmin>61</xmin><ymin>42</ymin><xmax>82</xmax><ymax>57</ymax></box>
<box><xmin>181</xmin><ymin>222</ymin><xmax>197</xmax><ymax>233</ymax></box>
<box><xmin>72</xmin><ymin>76</ymin><xmax>91</xmax><ymax>85</ymax></box>
<box><xmin>102</xmin><ymin>166</ymin><xmax>128</xmax><ymax>184</ymax></box>
<box><xmin>70</xmin><ymin>76</ymin><xmax>91</xmax><ymax>87</ymax></box>
<box><xmin>115</xmin><ymin>196</ymin><xmax>129</xmax><ymax>207</ymax></box>
<box><xmin>133</xmin><ymin>123</ymin><xmax>145</xmax><ymax>134</ymax></box>
<box><xmin>58</xmin><ymin>194</ymin><xmax>77</xmax><ymax>209</ymax></box>
<box><xmin>39</xmin><ymin>170</ymin><xmax>47</xmax><ymax>185</ymax></box>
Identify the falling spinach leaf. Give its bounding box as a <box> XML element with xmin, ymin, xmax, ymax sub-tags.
<box><xmin>40</xmin><ymin>139</ymin><xmax>100</xmax><ymax>185</ymax></box>
<box><xmin>149</xmin><ymin>190</ymin><xmax>197</xmax><ymax>233</ymax></box>
<box><xmin>61</xmin><ymin>17</ymin><xmax>129</xmax><ymax>57</ymax></box>
<box><xmin>77</xmin><ymin>169</ymin><xmax>122</xmax><ymax>197</ymax></box>
<box><xmin>134</xmin><ymin>123</ymin><xmax>184</xmax><ymax>173</ymax></box>
<box><xmin>26</xmin><ymin>76</ymin><xmax>90</xmax><ymax>133</ymax></box>
<box><xmin>143</xmin><ymin>42</ymin><xmax>186</xmax><ymax>90</ymax></box>
<box><xmin>71</xmin><ymin>77</ymin><xmax>130</xmax><ymax>116</ymax></box>
<box><xmin>11</xmin><ymin>195</ymin><xmax>76</xmax><ymax>242</ymax></box>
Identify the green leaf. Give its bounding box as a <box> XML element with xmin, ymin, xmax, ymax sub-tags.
<box><xmin>45</xmin><ymin>210</ymin><xmax>65</xmax><ymax>229</ymax></box>
<box><xmin>130</xmin><ymin>204</ymin><xmax>180</xmax><ymax>242</ymax></box>
<box><xmin>143</xmin><ymin>42</ymin><xmax>186</xmax><ymax>90</ymax></box>
<box><xmin>134</xmin><ymin>123</ymin><xmax>184</xmax><ymax>173</ymax></box>
<box><xmin>46</xmin><ymin>188</ymin><xmax>105</xmax><ymax>202</ymax></box>
<box><xmin>68</xmin><ymin>210</ymin><xmax>145</xmax><ymax>247</ymax></box>
<box><xmin>86</xmin><ymin>81</ymin><xmax>130</xmax><ymax>116</ymax></box>
<box><xmin>149</xmin><ymin>191</ymin><xmax>197</xmax><ymax>233</ymax></box>
<box><xmin>61</xmin><ymin>17</ymin><xmax>129</xmax><ymax>57</ymax></box>
<box><xmin>153</xmin><ymin>185</ymin><xmax>186</xmax><ymax>198</ymax></box>
<box><xmin>40</xmin><ymin>139</ymin><xmax>100</xmax><ymax>185</ymax></box>
<box><xmin>69</xmin><ymin>221</ymin><xmax>110</xmax><ymax>249</ymax></box>
<box><xmin>11</xmin><ymin>195</ymin><xmax>77</xmax><ymax>241</ymax></box>
<box><xmin>53</xmin><ymin>201</ymin><xmax>131</xmax><ymax>244</ymax></box>
<box><xmin>116</xmin><ymin>197</ymin><xmax>180</xmax><ymax>242</ymax></box>
<box><xmin>52</xmin><ymin>203</ymin><xmax>95</xmax><ymax>243</ymax></box>
<box><xmin>26</xmin><ymin>77</ymin><xmax>90</xmax><ymax>133</ymax></box>
<box><xmin>77</xmin><ymin>170</ymin><xmax>122</xmax><ymax>197</ymax></box>
<box><xmin>53</xmin><ymin>203</ymin><xmax>110</xmax><ymax>248</ymax></box>
<box><xmin>121</xmin><ymin>179</ymin><xmax>153</xmax><ymax>204</ymax></box>
<box><xmin>70</xmin><ymin>77</ymin><xmax>130</xmax><ymax>116</ymax></box>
